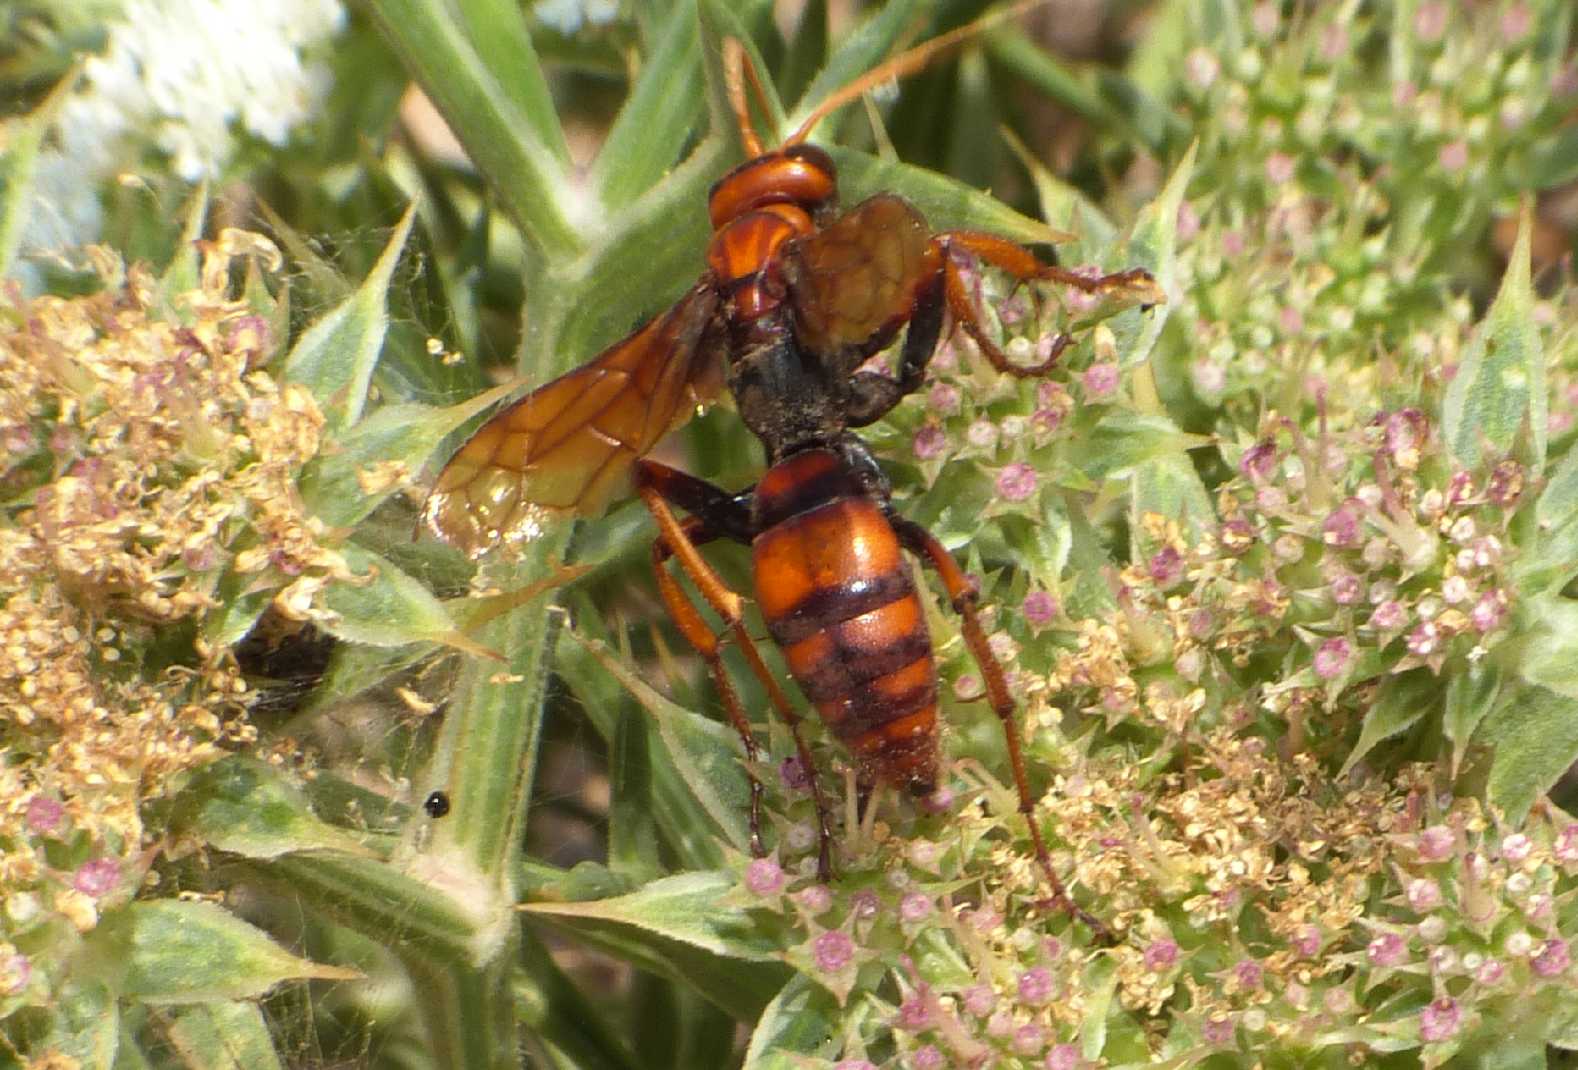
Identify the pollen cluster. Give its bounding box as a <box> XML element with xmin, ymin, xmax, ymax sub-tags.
<box><xmin>0</xmin><ymin>233</ymin><xmax>331</xmax><ymax>930</ymax></box>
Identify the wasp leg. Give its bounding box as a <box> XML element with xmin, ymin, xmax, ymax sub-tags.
<box><xmin>889</xmin><ymin>515</ymin><xmax>1110</xmax><ymax>942</ymax></box>
<box><xmin>934</xmin><ymin>230</ymin><xmax>1154</xmax><ymax>378</ymax></box>
<box><xmin>635</xmin><ymin>461</ymin><xmax>837</xmax><ymax>881</ymax></box>
<box><xmin>846</xmin><ymin>270</ymin><xmax>946</xmax><ymax>427</ymax></box>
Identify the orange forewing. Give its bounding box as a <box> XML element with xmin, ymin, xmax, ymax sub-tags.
<box><xmin>424</xmin><ymin>286</ymin><xmax>723</xmax><ymax>556</ymax></box>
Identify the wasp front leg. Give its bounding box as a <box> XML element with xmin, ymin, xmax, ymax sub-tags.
<box><xmin>845</xmin><ymin>271</ymin><xmax>946</xmax><ymax>428</ymax></box>
<box><xmin>890</xmin><ymin>514</ymin><xmax>1110</xmax><ymax>942</ymax></box>
<box><xmin>934</xmin><ymin>230</ymin><xmax>1160</xmax><ymax>378</ymax></box>
<box><xmin>634</xmin><ymin>461</ymin><xmax>836</xmax><ymax>880</ymax></box>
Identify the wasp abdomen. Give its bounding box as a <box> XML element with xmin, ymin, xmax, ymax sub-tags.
<box><xmin>752</xmin><ymin>450</ymin><xmax>940</xmax><ymax>794</ymax></box>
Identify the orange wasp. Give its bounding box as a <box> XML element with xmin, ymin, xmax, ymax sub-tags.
<box><xmin>424</xmin><ymin>12</ymin><xmax>1161</xmax><ymax>933</ymax></box>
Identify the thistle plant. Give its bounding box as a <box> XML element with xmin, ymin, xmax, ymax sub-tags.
<box><xmin>2</xmin><ymin>1</ymin><xmax>1578</xmax><ymax>1068</ymax></box>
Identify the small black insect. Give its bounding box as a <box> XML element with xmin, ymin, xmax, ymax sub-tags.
<box><xmin>423</xmin><ymin>790</ymin><xmax>451</xmax><ymax>819</ymax></box>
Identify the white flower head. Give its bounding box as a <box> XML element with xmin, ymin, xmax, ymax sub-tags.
<box><xmin>19</xmin><ymin>0</ymin><xmax>345</xmax><ymax>286</ymax></box>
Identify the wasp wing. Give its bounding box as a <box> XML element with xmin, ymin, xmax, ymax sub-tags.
<box><xmin>781</xmin><ymin>193</ymin><xmax>935</xmax><ymax>375</ymax></box>
<box><xmin>424</xmin><ymin>285</ymin><xmax>723</xmax><ymax>557</ymax></box>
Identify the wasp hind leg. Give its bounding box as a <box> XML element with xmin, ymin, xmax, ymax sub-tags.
<box><xmin>890</xmin><ymin>514</ymin><xmax>1111</xmax><ymax>942</ymax></box>
<box><xmin>634</xmin><ymin>460</ymin><xmax>836</xmax><ymax>881</ymax></box>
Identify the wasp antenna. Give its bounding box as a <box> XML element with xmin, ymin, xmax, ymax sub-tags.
<box><xmin>785</xmin><ymin>0</ymin><xmax>1051</xmax><ymax>147</ymax></box>
<box><xmin>722</xmin><ymin>37</ymin><xmax>767</xmax><ymax>157</ymax></box>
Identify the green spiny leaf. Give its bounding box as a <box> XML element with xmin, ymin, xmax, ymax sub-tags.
<box><xmin>282</xmin><ymin>205</ymin><xmax>413</xmax><ymax>432</ymax></box>
<box><xmin>158</xmin><ymin>1002</ymin><xmax>283</xmax><ymax>1070</ymax></box>
<box><xmin>1113</xmin><ymin>140</ymin><xmax>1193</xmax><ymax>368</ymax></box>
<box><xmin>1535</xmin><ymin>432</ymin><xmax>1578</xmax><ymax>532</ymax></box>
<box><xmin>38</xmin><ymin>980</ymin><xmax>117</xmax><ymax>1069</ymax></box>
<box><xmin>568</xmin><ymin>630</ymin><xmax>753</xmax><ymax>854</ymax></box>
<box><xmin>1073</xmin><ymin>410</ymin><xmax>1212</xmax><ymax>483</ymax></box>
<box><xmin>741</xmin><ymin>975</ymin><xmax>841</xmax><ymax>1069</ymax></box>
<box><xmin>1514</xmin><ymin>593</ymin><xmax>1578</xmax><ymax>702</ymax></box>
<box><xmin>85</xmin><ymin>900</ymin><xmax>358</xmax><ymax>1003</ymax></box>
<box><xmin>1063</xmin><ymin>504</ymin><xmax>1120</xmax><ymax>620</ymax></box>
<box><xmin>1443</xmin><ymin>661</ymin><xmax>1504</xmax><ymax>777</ymax></box>
<box><xmin>1131</xmin><ymin>450</ymin><xmax>1215</xmax><ymax>555</ymax></box>
<box><xmin>244</xmin><ymin>849</ymin><xmax>499</xmax><ymax>964</ymax></box>
<box><xmin>297</xmin><ymin>378</ymin><xmax>522</xmax><ymax>528</ymax></box>
<box><xmin>609</xmin><ymin>704</ymin><xmax>662</xmax><ymax>880</ymax></box>
<box><xmin>833</xmin><ymin>147</ymin><xmax>1058</xmax><ymax>247</ymax></box>
<box><xmin>1080</xmin><ymin>954</ymin><xmax>1122</xmax><ymax>1061</ymax></box>
<box><xmin>997</xmin><ymin>125</ymin><xmax>1116</xmax><ymax>260</ymax></box>
<box><xmin>1340</xmin><ymin>668</ymin><xmax>1441</xmax><ymax>777</ymax></box>
<box><xmin>593</xmin><ymin>5</ymin><xmax>704</xmax><ymax>207</ymax></box>
<box><xmin>200</xmin><ymin>564</ymin><xmax>273</xmax><ymax>650</ymax></box>
<box><xmin>1479</xmin><ymin>682</ymin><xmax>1578</xmax><ymax>821</ymax></box>
<box><xmin>431</xmin><ymin>539</ymin><xmax>565</xmax><ymax>876</ymax></box>
<box><xmin>320</xmin><ymin>541</ymin><xmax>494</xmax><ymax>659</ymax></box>
<box><xmin>361</xmin><ymin>0</ymin><xmax>578</xmax><ymax>253</ymax></box>
<box><xmin>451</xmin><ymin>0</ymin><xmax>570</xmax><ymax>168</ymax></box>
<box><xmin>524</xmin><ymin>872</ymin><xmax>787</xmax><ymax>1019</ymax></box>
<box><xmin>555</xmin><ymin>613</ymin><xmax>729</xmax><ymax>871</ymax></box>
<box><xmin>1441</xmin><ymin>202</ymin><xmax>1546</xmax><ymax>474</ymax></box>
<box><xmin>169</xmin><ymin>756</ymin><xmax>372</xmax><ymax>860</ymax></box>
<box><xmin>524</xmin><ymin>870</ymin><xmax>778</xmax><ymax>962</ymax></box>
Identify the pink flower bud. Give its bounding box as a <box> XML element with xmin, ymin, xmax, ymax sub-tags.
<box><xmin>899</xmin><ymin>892</ymin><xmax>933</xmax><ymax>923</ymax></box>
<box><xmin>912</xmin><ymin>426</ymin><xmax>946</xmax><ymax>460</ymax></box>
<box><xmin>813</xmin><ymin>930</ymin><xmax>854</xmax><ymax>972</ymax></box>
<box><xmin>1018</xmin><ymin>965</ymin><xmax>1054</xmax><ymax>1005</ymax></box>
<box><xmin>25</xmin><ymin>795</ymin><xmax>63</xmax><ymax>834</ymax></box>
<box><xmin>1144</xmin><ymin>939</ymin><xmax>1180</xmax><ymax>971</ymax></box>
<box><xmin>1533</xmin><ymin>938</ymin><xmax>1571</xmax><ymax>978</ymax></box>
<box><xmin>1417</xmin><ymin>825</ymin><xmax>1456</xmax><ymax>862</ymax></box>
<box><xmin>1083</xmin><ymin>363</ymin><xmax>1119</xmax><ymax>399</ymax></box>
<box><xmin>963</xmin><ymin>983</ymin><xmax>996</xmax><ymax>1017</ymax></box>
<box><xmin>1023</xmin><ymin>591</ymin><xmax>1058</xmax><ymax>627</ymax></box>
<box><xmin>1407</xmin><ymin>877</ymin><xmax>1443</xmax><ymax>911</ymax></box>
<box><xmin>996</xmin><ymin>463</ymin><xmax>1038</xmax><ymax>502</ymax></box>
<box><xmin>1368</xmin><ymin>932</ymin><xmax>1407</xmax><ymax>967</ymax></box>
<box><xmin>1419</xmin><ymin>997</ymin><xmax>1460</xmax><ymax>1043</ymax></box>
<box><xmin>74</xmin><ymin>857</ymin><xmax>121</xmax><ymax>898</ymax></box>
<box><xmin>1313</xmin><ymin>637</ymin><xmax>1353</xmax><ymax>679</ymax></box>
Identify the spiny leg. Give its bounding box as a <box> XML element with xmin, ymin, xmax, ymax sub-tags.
<box><xmin>642</xmin><ymin>505</ymin><xmax>764</xmax><ymax>855</ymax></box>
<box><xmin>890</xmin><ymin>515</ymin><xmax>1110</xmax><ymax>942</ymax></box>
<box><xmin>845</xmin><ymin>270</ymin><xmax>947</xmax><ymax>428</ymax></box>
<box><xmin>934</xmin><ymin>230</ymin><xmax>1157</xmax><ymax>377</ymax></box>
<box><xmin>942</xmin><ymin>230</ymin><xmax>1157</xmax><ymax>296</ymax></box>
<box><xmin>635</xmin><ymin>461</ymin><xmax>836</xmax><ymax>880</ymax></box>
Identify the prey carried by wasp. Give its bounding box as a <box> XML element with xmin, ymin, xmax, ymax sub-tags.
<box><xmin>424</xmin><ymin>8</ymin><xmax>1162</xmax><ymax>932</ymax></box>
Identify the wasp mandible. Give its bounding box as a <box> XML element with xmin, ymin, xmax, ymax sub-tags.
<box><xmin>424</xmin><ymin>7</ymin><xmax>1163</xmax><ymax>934</ymax></box>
